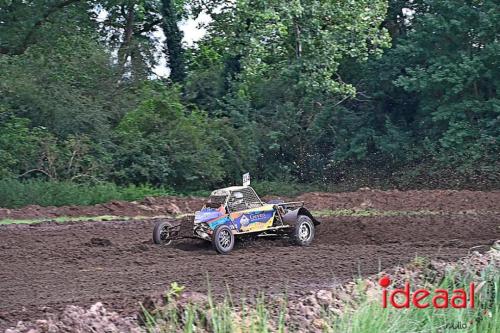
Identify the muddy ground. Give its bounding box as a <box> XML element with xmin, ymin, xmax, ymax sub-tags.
<box><xmin>1</xmin><ymin>189</ymin><xmax>498</xmax><ymax>220</ymax></box>
<box><xmin>0</xmin><ymin>196</ymin><xmax>206</xmax><ymax>220</ymax></box>
<box><xmin>0</xmin><ymin>190</ymin><xmax>499</xmax><ymax>330</ymax></box>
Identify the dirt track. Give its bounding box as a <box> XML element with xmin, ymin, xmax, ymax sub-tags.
<box><xmin>0</xmin><ymin>190</ymin><xmax>499</xmax><ymax>330</ymax></box>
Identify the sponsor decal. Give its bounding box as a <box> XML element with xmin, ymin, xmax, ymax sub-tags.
<box><xmin>208</xmin><ymin>216</ymin><xmax>231</xmax><ymax>229</ymax></box>
<box><xmin>237</xmin><ymin>211</ymin><xmax>273</xmax><ymax>228</ymax></box>
<box><xmin>250</xmin><ymin>213</ymin><xmax>268</xmax><ymax>221</ymax></box>
<box><xmin>194</xmin><ymin>209</ymin><xmax>224</xmax><ymax>223</ymax></box>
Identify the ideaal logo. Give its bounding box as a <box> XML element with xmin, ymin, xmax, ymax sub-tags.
<box><xmin>379</xmin><ymin>275</ymin><xmax>475</xmax><ymax>309</ymax></box>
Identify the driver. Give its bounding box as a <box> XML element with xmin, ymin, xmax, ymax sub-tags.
<box><xmin>231</xmin><ymin>194</ymin><xmax>247</xmax><ymax>211</ymax></box>
<box><xmin>204</xmin><ymin>196</ymin><xmax>227</xmax><ymax>214</ymax></box>
<box><xmin>217</xmin><ymin>204</ymin><xmax>226</xmax><ymax>214</ymax></box>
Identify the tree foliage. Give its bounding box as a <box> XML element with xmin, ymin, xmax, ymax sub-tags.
<box><xmin>0</xmin><ymin>0</ymin><xmax>498</xmax><ymax>192</ymax></box>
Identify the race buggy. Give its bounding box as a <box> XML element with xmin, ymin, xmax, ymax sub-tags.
<box><xmin>152</xmin><ymin>179</ymin><xmax>320</xmax><ymax>254</ymax></box>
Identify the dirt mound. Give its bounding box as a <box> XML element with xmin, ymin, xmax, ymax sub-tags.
<box><xmin>1</xmin><ymin>189</ymin><xmax>499</xmax><ymax>221</ymax></box>
<box><xmin>0</xmin><ymin>196</ymin><xmax>205</xmax><ymax>220</ymax></box>
<box><xmin>85</xmin><ymin>238</ymin><xmax>113</xmax><ymax>247</ymax></box>
<box><xmin>266</xmin><ymin>189</ymin><xmax>500</xmax><ymax>212</ymax></box>
<box><xmin>4</xmin><ymin>303</ymin><xmax>140</xmax><ymax>333</ymax></box>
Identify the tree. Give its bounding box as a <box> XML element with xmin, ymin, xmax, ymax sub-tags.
<box><xmin>0</xmin><ymin>0</ymin><xmax>84</xmax><ymax>55</ymax></box>
<box><xmin>161</xmin><ymin>0</ymin><xmax>186</xmax><ymax>82</ymax></box>
<box><xmin>193</xmin><ymin>0</ymin><xmax>390</xmax><ymax>180</ymax></box>
<box><xmin>97</xmin><ymin>0</ymin><xmax>165</xmax><ymax>79</ymax></box>
<box><xmin>392</xmin><ymin>0</ymin><xmax>499</xmax><ymax>174</ymax></box>
<box><xmin>112</xmin><ymin>84</ymin><xmax>228</xmax><ymax>187</ymax></box>
<box><xmin>0</xmin><ymin>32</ymin><xmax>133</xmax><ymax>138</ymax></box>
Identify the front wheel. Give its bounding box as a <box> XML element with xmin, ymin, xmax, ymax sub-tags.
<box><xmin>153</xmin><ymin>221</ymin><xmax>173</xmax><ymax>245</ymax></box>
<box><xmin>292</xmin><ymin>215</ymin><xmax>315</xmax><ymax>246</ymax></box>
<box><xmin>212</xmin><ymin>225</ymin><xmax>235</xmax><ymax>254</ymax></box>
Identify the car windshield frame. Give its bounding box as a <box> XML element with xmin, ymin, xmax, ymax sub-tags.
<box><xmin>205</xmin><ymin>195</ymin><xmax>228</xmax><ymax>209</ymax></box>
<box><xmin>227</xmin><ymin>187</ymin><xmax>263</xmax><ymax>213</ymax></box>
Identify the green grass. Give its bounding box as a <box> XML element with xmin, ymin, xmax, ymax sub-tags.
<box><xmin>311</xmin><ymin>208</ymin><xmax>434</xmax><ymax>217</ymax></box>
<box><xmin>311</xmin><ymin>208</ymin><xmax>497</xmax><ymax>218</ymax></box>
<box><xmin>0</xmin><ymin>208</ymin><xmax>454</xmax><ymax>225</ymax></box>
<box><xmin>0</xmin><ymin>215</ymin><xmax>123</xmax><ymax>225</ymax></box>
<box><xmin>141</xmin><ymin>261</ymin><xmax>499</xmax><ymax>333</ymax></box>
<box><xmin>332</xmin><ymin>273</ymin><xmax>499</xmax><ymax>333</ymax></box>
<box><xmin>0</xmin><ymin>207</ymin><xmax>490</xmax><ymax>226</ymax></box>
<box><xmin>0</xmin><ymin>214</ymin><xmax>174</xmax><ymax>225</ymax></box>
<box><xmin>141</xmin><ymin>292</ymin><xmax>287</xmax><ymax>333</ymax></box>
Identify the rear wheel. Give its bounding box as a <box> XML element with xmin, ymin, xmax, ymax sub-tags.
<box><xmin>292</xmin><ymin>215</ymin><xmax>315</xmax><ymax>246</ymax></box>
<box><xmin>212</xmin><ymin>225</ymin><xmax>235</xmax><ymax>254</ymax></box>
<box><xmin>153</xmin><ymin>221</ymin><xmax>173</xmax><ymax>245</ymax></box>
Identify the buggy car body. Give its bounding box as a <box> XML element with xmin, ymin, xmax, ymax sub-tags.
<box><xmin>194</xmin><ymin>186</ymin><xmax>276</xmax><ymax>236</ymax></box>
<box><xmin>153</xmin><ymin>185</ymin><xmax>320</xmax><ymax>254</ymax></box>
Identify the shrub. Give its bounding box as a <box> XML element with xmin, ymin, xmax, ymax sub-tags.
<box><xmin>0</xmin><ymin>179</ymin><xmax>174</xmax><ymax>208</ymax></box>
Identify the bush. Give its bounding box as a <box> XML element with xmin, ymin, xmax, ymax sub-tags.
<box><xmin>0</xmin><ymin>179</ymin><xmax>175</xmax><ymax>208</ymax></box>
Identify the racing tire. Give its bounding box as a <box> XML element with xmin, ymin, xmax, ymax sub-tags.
<box><xmin>292</xmin><ymin>215</ymin><xmax>315</xmax><ymax>246</ymax></box>
<box><xmin>212</xmin><ymin>225</ymin><xmax>235</xmax><ymax>254</ymax></box>
<box><xmin>153</xmin><ymin>221</ymin><xmax>173</xmax><ymax>245</ymax></box>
